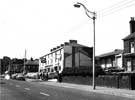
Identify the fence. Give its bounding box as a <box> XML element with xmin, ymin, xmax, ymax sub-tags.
<box><xmin>62</xmin><ymin>73</ymin><xmax>135</xmax><ymax>90</ymax></box>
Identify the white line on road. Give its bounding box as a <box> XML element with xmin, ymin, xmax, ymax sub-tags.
<box><xmin>24</xmin><ymin>88</ymin><xmax>30</xmax><ymax>90</ymax></box>
<box><xmin>16</xmin><ymin>85</ymin><xmax>20</xmax><ymax>87</ymax></box>
<box><xmin>40</xmin><ymin>92</ymin><xmax>50</xmax><ymax>96</ymax></box>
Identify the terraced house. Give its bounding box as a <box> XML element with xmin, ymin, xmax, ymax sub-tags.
<box><xmin>123</xmin><ymin>17</ymin><xmax>135</xmax><ymax>72</ymax></box>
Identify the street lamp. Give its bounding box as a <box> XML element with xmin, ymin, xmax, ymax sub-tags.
<box><xmin>74</xmin><ymin>2</ymin><xmax>96</xmax><ymax>90</ymax></box>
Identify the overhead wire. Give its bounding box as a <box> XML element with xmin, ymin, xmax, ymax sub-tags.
<box><xmin>99</xmin><ymin>3</ymin><xmax>135</xmax><ymax>18</ymax></box>
<box><xmin>98</xmin><ymin>0</ymin><xmax>135</xmax><ymax>18</ymax></box>
<box><xmin>68</xmin><ymin>0</ymin><xmax>135</xmax><ymax>33</ymax></box>
<box><xmin>98</xmin><ymin>0</ymin><xmax>133</xmax><ymax>13</ymax></box>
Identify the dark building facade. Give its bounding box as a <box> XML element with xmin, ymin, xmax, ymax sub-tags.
<box><xmin>25</xmin><ymin>59</ymin><xmax>39</xmax><ymax>72</ymax></box>
<box><xmin>123</xmin><ymin>17</ymin><xmax>135</xmax><ymax>71</ymax></box>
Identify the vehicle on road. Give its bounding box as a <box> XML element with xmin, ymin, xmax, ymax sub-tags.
<box><xmin>11</xmin><ymin>73</ymin><xmax>18</xmax><ymax>79</ymax></box>
<box><xmin>16</xmin><ymin>73</ymin><xmax>25</xmax><ymax>81</ymax></box>
<box><xmin>104</xmin><ymin>67</ymin><xmax>125</xmax><ymax>73</ymax></box>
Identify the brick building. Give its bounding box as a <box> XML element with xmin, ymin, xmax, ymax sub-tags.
<box><xmin>123</xmin><ymin>17</ymin><xmax>135</xmax><ymax>71</ymax></box>
<box><xmin>97</xmin><ymin>49</ymin><xmax>123</xmax><ymax>69</ymax></box>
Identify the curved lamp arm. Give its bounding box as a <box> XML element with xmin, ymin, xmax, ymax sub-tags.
<box><xmin>74</xmin><ymin>2</ymin><xmax>96</xmax><ymax>19</ymax></box>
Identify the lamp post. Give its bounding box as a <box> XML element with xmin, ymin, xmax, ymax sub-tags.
<box><xmin>74</xmin><ymin>2</ymin><xmax>96</xmax><ymax>90</ymax></box>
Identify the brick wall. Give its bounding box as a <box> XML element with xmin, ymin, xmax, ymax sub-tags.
<box><xmin>124</xmin><ymin>38</ymin><xmax>135</xmax><ymax>53</ymax></box>
<box><xmin>124</xmin><ymin>40</ymin><xmax>130</xmax><ymax>53</ymax></box>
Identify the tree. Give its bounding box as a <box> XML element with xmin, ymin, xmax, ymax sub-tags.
<box><xmin>2</xmin><ymin>56</ymin><xmax>11</xmax><ymax>74</ymax></box>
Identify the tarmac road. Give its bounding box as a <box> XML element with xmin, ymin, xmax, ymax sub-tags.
<box><xmin>0</xmin><ymin>79</ymin><xmax>134</xmax><ymax>100</ymax></box>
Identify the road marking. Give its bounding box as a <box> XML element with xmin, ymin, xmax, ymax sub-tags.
<box><xmin>63</xmin><ymin>85</ymin><xmax>72</xmax><ymax>88</ymax></box>
<box><xmin>24</xmin><ymin>88</ymin><xmax>30</xmax><ymax>90</ymax></box>
<box><xmin>16</xmin><ymin>85</ymin><xmax>20</xmax><ymax>87</ymax></box>
<box><xmin>40</xmin><ymin>92</ymin><xmax>50</xmax><ymax>96</ymax></box>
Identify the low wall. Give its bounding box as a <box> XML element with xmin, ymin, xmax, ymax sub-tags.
<box><xmin>62</xmin><ymin>73</ymin><xmax>135</xmax><ymax>90</ymax></box>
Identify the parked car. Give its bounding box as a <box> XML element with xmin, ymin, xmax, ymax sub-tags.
<box><xmin>11</xmin><ymin>73</ymin><xmax>18</xmax><ymax>79</ymax></box>
<box><xmin>16</xmin><ymin>73</ymin><xmax>25</xmax><ymax>81</ymax></box>
<box><xmin>104</xmin><ymin>67</ymin><xmax>125</xmax><ymax>73</ymax></box>
<box><xmin>25</xmin><ymin>72</ymin><xmax>39</xmax><ymax>79</ymax></box>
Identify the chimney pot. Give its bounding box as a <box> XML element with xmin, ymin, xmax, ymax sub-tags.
<box><xmin>129</xmin><ymin>17</ymin><xmax>135</xmax><ymax>34</ymax></box>
<box><xmin>57</xmin><ymin>46</ymin><xmax>60</xmax><ymax>49</ymax></box>
<box><xmin>69</xmin><ymin>40</ymin><xmax>77</xmax><ymax>44</ymax></box>
<box><xmin>64</xmin><ymin>42</ymin><xmax>69</xmax><ymax>46</ymax></box>
<box><xmin>60</xmin><ymin>44</ymin><xmax>64</xmax><ymax>47</ymax></box>
<box><xmin>50</xmin><ymin>49</ymin><xmax>53</xmax><ymax>52</ymax></box>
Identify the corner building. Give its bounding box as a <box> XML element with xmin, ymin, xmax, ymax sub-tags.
<box><xmin>39</xmin><ymin>40</ymin><xmax>93</xmax><ymax>76</ymax></box>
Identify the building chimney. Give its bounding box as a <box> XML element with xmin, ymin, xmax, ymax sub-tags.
<box><xmin>64</xmin><ymin>42</ymin><xmax>69</xmax><ymax>46</ymax></box>
<box><xmin>69</xmin><ymin>40</ymin><xmax>77</xmax><ymax>44</ymax></box>
<box><xmin>52</xmin><ymin>48</ymin><xmax>56</xmax><ymax>51</ymax></box>
<box><xmin>129</xmin><ymin>17</ymin><xmax>135</xmax><ymax>34</ymax></box>
<box><xmin>60</xmin><ymin>44</ymin><xmax>64</xmax><ymax>47</ymax></box>
<box><xmin>57</xmin><ymin>46</ymin><xmax>60</xmax><ymax>49</ymax></box>
<box><xmin>50</xmin><ymin>49</ymin><xmax>53</xmax><ymax>52</ymax></box>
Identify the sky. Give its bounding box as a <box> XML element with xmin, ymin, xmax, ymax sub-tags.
<box><xmin>0</xmin><ymin>0</ymin><xmax>135</xmax><ymax>59</ymax></box>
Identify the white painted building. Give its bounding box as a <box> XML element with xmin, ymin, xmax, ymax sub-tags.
<box><xmin>39</xmin><ymin>40</ymin><xmax>93</xmax><ymax>76</ymax></box>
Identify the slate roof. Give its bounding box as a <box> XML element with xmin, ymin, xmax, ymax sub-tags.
<box><xmin>123</xmin><ymin>32</ymin><xmax>135</xmax><ymax>40</ymax></box>
<box><xmin>98</xmin><ymin>49</ymin><xmax>123</xmax><ymax>58</ymax></box>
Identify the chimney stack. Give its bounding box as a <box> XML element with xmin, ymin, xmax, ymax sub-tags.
<box><xmin>64</xmin><ymin>42</ymin><xmax>69</xmax><ymax>46</ymax></box>
<box><xmin>69</xmin><ymin>40</ymin><xmax>77</xmax><ymax>44</ymax></box>
<box><xmin>129</xmin><ymin>17</ymin><xmax>135</xmax><ymax>34</ymax></box>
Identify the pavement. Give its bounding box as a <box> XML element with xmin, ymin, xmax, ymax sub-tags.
<box><xmin>37</xmin><ymin>80</ymin><xmax>135</xmax><ymax>99</ymax></box>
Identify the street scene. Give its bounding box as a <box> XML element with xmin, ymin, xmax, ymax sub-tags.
<box><xmin>0</xmin><ymin>0</ymin><xmax>135</xmax><ymax>100</ymax></box>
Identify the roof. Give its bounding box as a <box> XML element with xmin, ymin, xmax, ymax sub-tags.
<box><xmin>40</xmin><ymin>41</ymin><xmax>92</xmax><ymax>58</ymax></box>
<box><xmin>98</xmin><ymin>49</ymin><xmax>123</xmax><ymax>58</ymax></box>
<box><xmin>123</xmin><ymin>32</ymin><xmax>135</xmax><ymax>40</ymax></box>
<box><xmin>25</xmin><ymin>60</ymin><xmax>39</xmax><ymax>66</ymax></box>
<box><xmin>68</xmin><ymin>43</ymin><xmax>91</xmax><ymax>48</ymax></box>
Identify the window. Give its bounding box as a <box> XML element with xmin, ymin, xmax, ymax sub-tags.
<box><xmin>51</xmin><ymin>68</ymin><xmax>54</xmax><ymax>72</ymax></box>
<box><xmin>54</xmin><ymin>66</ymin><xmax>58</xmax><ymax>71</ymax></box>
<box><xmin>51</xmin><ymin>59</ymin><xmax>53</xmax><ymax>64</ymax></box>
<box><xmin>131</xmin><ymin>42</ymin><xmax>134</xmax><ymax>53</ymax></box>
<box><xmin>48</xmin><ymin>68</ymin><xmax>50</xmax><ymax>72</ymax></box>
<box><xmin>59</xmin><ymin>66</ymin><xmax>61</xmax><ymax>70</ymax></box>
<box><xmin>127</xmin><ymin>61</ymin><xmax>132</xmax><ymax>71</ymax></box>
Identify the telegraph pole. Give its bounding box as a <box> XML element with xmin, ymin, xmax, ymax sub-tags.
<box><xmin>23</xmin><ymin>49</ymin><xmax>27</xmax><ymax>74</ymax></box>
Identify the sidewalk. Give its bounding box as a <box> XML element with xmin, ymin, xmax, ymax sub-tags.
<box><xmin>38</xmin><ymin>81</ymin><xmax>135</xmax><ymax>99</ymax></box>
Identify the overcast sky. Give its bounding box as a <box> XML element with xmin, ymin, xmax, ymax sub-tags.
<box><xmin>0</xmin><ymin>0</ymin><xmax>135</xmax><ymax>59</ymax></box>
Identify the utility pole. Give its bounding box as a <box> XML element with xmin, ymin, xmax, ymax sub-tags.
<box><xmin>23</xmin><ymin>49</ymin><xmax>27</xmax><ymax>74</ymax></box>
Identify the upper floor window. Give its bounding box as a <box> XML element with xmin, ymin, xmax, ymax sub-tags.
<box><xmin>131</xmin><ymin>42</ymin><xmax>134</xmax><ymax>53</ymax></box>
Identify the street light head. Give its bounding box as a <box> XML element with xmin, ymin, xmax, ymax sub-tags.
<box><xmin>74</xmin><ymin>4</ymin><xmax>81</xmax><ymax>8</ymax></box>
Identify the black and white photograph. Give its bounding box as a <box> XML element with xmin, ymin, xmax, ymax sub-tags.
<box><xmin>0</xmin><ymin>0</ymin><xmax>135</xmax><ymax>100</ymax></box>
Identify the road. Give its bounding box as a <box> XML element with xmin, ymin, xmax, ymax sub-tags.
<box><xmin>0</xmin><ymin>79</ymin><xmax>134</xmax><ymax>100</ymax></box>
